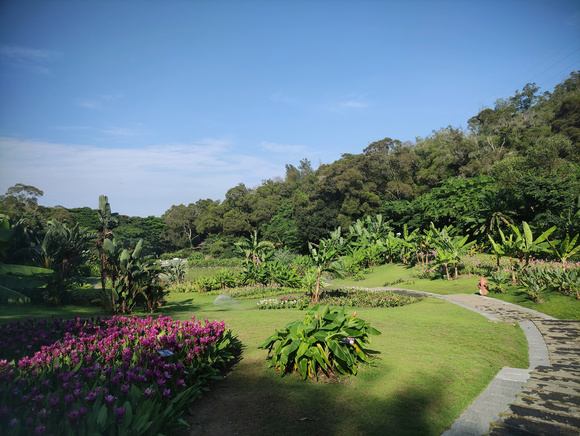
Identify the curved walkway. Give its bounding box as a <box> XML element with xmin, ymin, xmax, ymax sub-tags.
<box><xmin>385</xmin><ymin>288</ymin><xmax>580</xmax><ymax>436</ymax></box>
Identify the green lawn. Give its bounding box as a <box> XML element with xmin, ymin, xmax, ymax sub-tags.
<box><xmin>1</xmin><ymin>291</ymin><xmax>527</xmax><ymax>435</ymax></box>
<box><xmin>0</xmin><ymin>275</ymin><xmax>533</xmax><ymax>435</ymax></box>
<box><xmin>330</xmin><ymin>263</ymin><xmax>481</xmax><ymax>294</ymax></box>
<box><xmin>329</xmin><ymin>263</ymin><xmax>580</xmax><ymax>320</ymax></box>
<box><xmin>167</xmin><ymin>292</ymin><xmax>527</xmax><ymax>435</ymax></box>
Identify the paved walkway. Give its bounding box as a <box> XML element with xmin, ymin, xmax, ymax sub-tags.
<box><xmin>386</xmin><ymin>289</ymin><xmax>580</xmax><ymax>436</ymax></box>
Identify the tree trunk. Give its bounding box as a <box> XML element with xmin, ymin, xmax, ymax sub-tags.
<box><xmin>314</xmin><ymin>273</ymin><xmax>321</xmax><ymax>303</ymax></box>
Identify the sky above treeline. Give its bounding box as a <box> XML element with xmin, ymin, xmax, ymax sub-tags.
<box><xmin>1</xmin><ymin>0</ymin><xmax>579</xmax><ymax>217</ymax></box>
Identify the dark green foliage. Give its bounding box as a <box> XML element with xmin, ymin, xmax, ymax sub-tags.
<box><xmin>259</xmin><ymin>305</ymin><xmax>381</xmax><ymax>380</ymax></box>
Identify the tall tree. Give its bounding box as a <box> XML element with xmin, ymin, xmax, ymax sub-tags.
<box><xmin>162</xmin><ymin>204</ymin><xmax>199</xmax><ymax>249</ymax></box>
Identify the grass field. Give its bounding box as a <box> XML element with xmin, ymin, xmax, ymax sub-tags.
<box><xmin>330</xmin><ymin>263</ymin><xmax>580</xmax><ymax>320</ymax></box>
<box><xmin>0</xmin><ymin>285</ymin><xmax>529</xmax><ymax>436</ymax></box>
<box><xmin>171</xmin><ymin>292</ymin><xmax>527</xmax><ymax>435</ymax></box>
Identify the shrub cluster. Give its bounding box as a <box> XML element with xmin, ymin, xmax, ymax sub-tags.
<box><xmin>208</xmin><ymin>285</ymin><xmax>298</xmax><ymax>301</ymax></box>
<box><xmin>186</xmin><ymin>257</ymin><xmax>244</xmax><ymax>268</ymax></box>
<box><xmin>312</xmin><ymin>288</ymin><xmax>419</xmax><ymax>308</ymax></box>
<box><xmin>256</xmin><ymin>296</ymin><xmax>307</xmax><ymax>310</ymax></box>
<box><xmin>0</xmin><ymin>315</ymin><xmax>240</xmax><ymax>435</ymax></box>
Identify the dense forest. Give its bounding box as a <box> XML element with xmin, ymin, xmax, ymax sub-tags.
<box><xmin>2</xmin><ymin>72</ymin><xmax>579</xmax><ymax>257</ymax></box>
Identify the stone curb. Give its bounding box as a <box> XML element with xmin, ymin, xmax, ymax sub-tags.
<box><xmin>382</xmin><ymin>288</ymin><xmax>556</xmax><ymax>436</ymax></box>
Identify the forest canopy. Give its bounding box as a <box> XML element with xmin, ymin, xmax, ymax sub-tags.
<box><xmin>2</xmin><ymin>71</ymin><xmax>579</xmax><ymax>255</ymax></box>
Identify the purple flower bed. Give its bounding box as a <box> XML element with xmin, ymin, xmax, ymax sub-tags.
<box><xmin>0</xmin><ymin>315</ymin><xmax>240</xmax><ymax>435</ymax></box>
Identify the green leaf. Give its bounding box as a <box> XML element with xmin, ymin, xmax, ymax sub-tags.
<box><xmin>122</xmin><ymin>401</ymin><xmax>133</xmax><ymax>430</ymax></box>
<box><xmin>97</xmin><ymin>404</ymin><xmax>108</xmax><ymax>429</ymax></box>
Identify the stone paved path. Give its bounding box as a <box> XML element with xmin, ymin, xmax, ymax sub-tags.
<box><xmin>487</xmin><ymin>320</ymin><xmax>580</xmax><ymax>436</ymax></box>
<box><xmin>386</xmin><ymin>289</ymin><xmax>580</xmax><ymax>436</ymax></box>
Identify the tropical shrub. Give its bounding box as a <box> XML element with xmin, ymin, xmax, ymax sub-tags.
<box><xmin>488</xmin><ymin>270</ymin><xmax>511</xmax><ymax>294</ymax></box>
<box><xmin>266</xmin><ymin>261</ymin><xmax>302</xmax><ymax>288</ymax></box>
<box><xmin>259</xmin><ymin>305</ymin><xmax>381</xmax><ymax>380</ymax></box>
<box><xmin>159</xmin><ymin>248</ymin><xmax>195</xmax><ymax>260</ymax></box>
<box><xmin>519</xmin><ymin>268</ymin><xmax>549</xmax><ymax>303</ymax></box>
<box><xmin>542</xmin><ymin>266</ymin><xmax>580</xmax><ymax>299</ymax></box>
<box><xmin>163</xmin><ymin>259</ymin><xmax>187</xmax><ymax>284</ymax></box>
<box><xmin>212</xmin><ymin>269</ymin><xmax>237</xmax><ymax>289</ymax></box>
<box><xmin>410</xmin><ymin>263</ymin><xmax>444</xmax><ymax>280</ymax></box>
<box><xmin>0</xmin><ymin>315</ymin><xmax>240</xmax><ymax>435</ymax></box>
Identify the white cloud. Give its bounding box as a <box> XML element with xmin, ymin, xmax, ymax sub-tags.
<box><xmin>76</xmin><ymin>94</ymin><xmax>124</xmax><ymax>110</ymax></box>
<box><xmin>0</xmin><ymin>44</ymin><xmax>59</xmax><ymax>61</ymax></box>
<box><xmin>260</xmin><ymin>141</ymin><xmax>307</xmax><ymax>154</ymax></box>
<box><xmin>102</xmin><ymin>127</ymin><xmax>140</xmax><ymax>137</ymax></box>
<box><xmin>0</xmin><ymin>44</ymin><xmax>60</xmax><ymax>75</ymax></box>
<box><xmin>320</xmin><ymin>97</ymin><xmax>370</xmax><ymax>113</ymax></box>
<box><xmin>0</xmin><ymin>137</ymin><xmax>285</xmax><ymax>216</ymax></box>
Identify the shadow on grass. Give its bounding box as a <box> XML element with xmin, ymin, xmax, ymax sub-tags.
<box><xmin>159</xmin><ymin>298</ymin><xmax>201</xmax><ymax>317</ymax></box>
<box><xmin>184</xmin><ymin>358</ymin><xmax>454</xmax><ymax>436</ymax></box>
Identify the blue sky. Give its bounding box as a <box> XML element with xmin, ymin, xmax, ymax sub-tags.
<box><xmin>1</xmin><ymin>0</ymin><xmax>579</xmax><ymax>217</ymax></box>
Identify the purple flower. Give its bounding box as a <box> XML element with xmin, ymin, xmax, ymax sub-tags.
<box><xmin>143</xmin><ymin>388</ymin><xmax>155</xmax><ymax>400</ymax></box>
<box><xmin>104</xmin><ymin>394</ymin><xmax>117</xmax><ymax>408</ymax></box>
<box><xmin>68</xmin><ymin>409</ymin><xmax>79</xmax><ymax>423</ymax></box>
<box><xmin>85</xmin><ymin>390</ymin><xmax>98</xmax><ymax>404</ymax></box>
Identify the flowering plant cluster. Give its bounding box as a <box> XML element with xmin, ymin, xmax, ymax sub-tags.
<box><xmin>302</xmin><ymin>288</ymin><xmax>419</xmax><ymax>308</ymax></box>
<box><xmin>0</xmin><ymin>314</ymin><xmax>240</xmax><ymax>435</ymax></box>
<box><xmin>256</xmin><ymin>296</ymin><xmax>307</xmax><ymax>310</ymax></box>
<box><xmin>207</xmin><ymin>285</ymin><xmax>297</xmax><ymax>300</ymax></box>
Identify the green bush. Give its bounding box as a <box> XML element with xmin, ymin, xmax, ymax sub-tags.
<box><xmin>488</xmin><ymin>270</ymin><xmax>510</xmax><ymax>293</ymax></box>
<box><xmin>187</xmin><ymin>258</ymin><xmax>243</xmax><ymax>268</ymax></box>
<box><xmin>259</xmin><ymin>305</ymin><xmax>381</xmax><ymax>380</ymax></box>
<box><xmin>311</xmin><ymin>288</ymin><xmax>419</xmax><ymax>308</ymax></box>
<box><xmin>207</xmin><ymin>285</ymin><xmax>298</xmax><ymax>300</ymax></box>
<box><xmin>256</xmin><ymin>296</ymin><xmax>308</xmax><ymax>309</ymax></box>
<box><xmin>548</xmin><ymin>267</ymin><xmax>580</xmax><ymax>298</ymax></box>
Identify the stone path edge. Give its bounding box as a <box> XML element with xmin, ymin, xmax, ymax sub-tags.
<box><xmin>382</xmin><ymin>288</ymin><xmax>554</xmax><ymax>436</ymax></box>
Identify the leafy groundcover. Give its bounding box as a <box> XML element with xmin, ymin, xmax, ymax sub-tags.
<box><xmin>0</xmin><ymin>315</ymin><xmax>240</xmax><ymax>435</ymax></box>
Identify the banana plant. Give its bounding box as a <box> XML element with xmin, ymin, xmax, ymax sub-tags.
<box><xmin>488</xmin><ymin>227</ymin><xmax>520</xmax><ymax>282</ymax></box>
<box><xmin>308</xmin><ymin>240</ymin><xmax>345</xmax><ymax>303</ymax></box>
<box><xmin>430</xmin><ymin>223</ymin><xmax>472</xmax><ymax>280</ymax></box>
<box><xmin>234</xmin><ymin>230</ymin><xmax>275</xmax><ymax>266</ymax></box>
<box><xmin>546</xmin><ymin>232</ymin><xmax>580</xmax><ymax>263</ymax></box>
<box><xmin>96</xmin><ymin>195</ymin><xmax>118</xmax><ymax>309</ymax></box>
<box><xmin>510</xmin><ymin>221</ymin><xmax>556</xmax><ymax>267</ymax></box>
<box><xmin>103</xmin><ymin>238</ymin><xmax>123</xmax><ymax>310</ymax></box>
<box><xmin>382</xmin><ymin>232</ymin><xmax>401</xmax><ymax>264</ymax></box>
<box><xmin>398</xmin><ymin>224</ymin><xmax>419</xmax><ymax>265</ymax></box>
